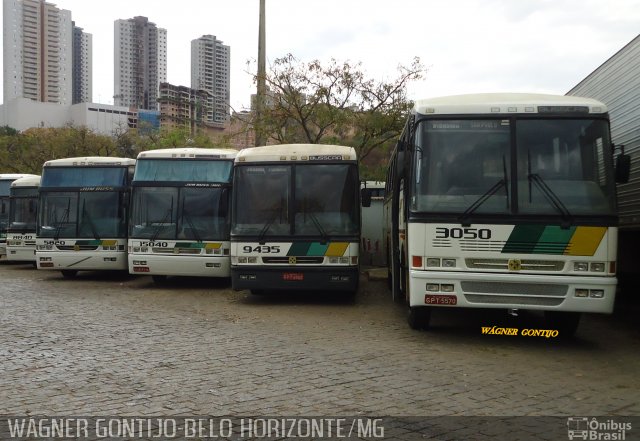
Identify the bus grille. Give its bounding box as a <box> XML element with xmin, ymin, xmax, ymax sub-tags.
<box><xmin>152</xmin><ymin>247</ymin><xmax>201</xmax><ymax>254</ymax></box>
<box><xmin>57</xmin><ymin>245</ymin><xmax>99</xmax><ymax>251</ymax></box>
<box><xmin>460</xmin><ymin>281</ymin><xmax>567</xmax><ymax>296</ymax></box>
<box><xmin>465</xmin><ymin>258</ymin><xmax>565</xmax><ymax>271</ymax></box>
<box><xmin>262</xmin><ymin>256</ymin><xmax>324</xmax><ymax>264</ymax></box>
<box><xmin>464</xmin><ymin>294</ymin><xmax>564</xmax><ymax>306</ymax></box>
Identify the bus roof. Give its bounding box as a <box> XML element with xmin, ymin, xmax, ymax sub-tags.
<box><xmin>236</xmin><ymin>144</ymin><xmax>357</xmax><ymax>163</ymax></box>
<box><xmin>43</xmin><ymin>157</ymin><xmax>136</xmax><ymax>167</ymax></box>
<box><xmin>0</xmin><ymin>173</ymin><xmax>39</xmax><ymax>181</ymax></box>
<box><xmin>412</xmin><ymin>93</ymin><xmax>608</xmax><ymax>116</ymax></box>
<box><xmin>137</xmin><ymin>147</ymin><xmax>237</xmax><ymax>160</ymax></box>
<box><xmin>10</xmin><ymin>175</ymin><xmax>41</xmax><ymax>188</ymax></box>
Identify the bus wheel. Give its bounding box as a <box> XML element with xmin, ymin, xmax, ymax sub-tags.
<box><xmin>544</xmin><ymin>311</ymin><xmax>581</xmax><ymax>337</ymax></box>
<box><xmin>408</xmin><ymin>306</ymin><xmax>431</xmax><ymax>330</ymax></box>
<box><xmin>152</xmin><ymin>275</ymin><xmax>167</xmax><ymax>284</ymax></box>
<box><xmin>61</xmin><ymin>270</ymin><xmax>78</xmax><ymax>279</ymax></box>
<box><xmin>391</xmin><ymin>251</ymin><xmax>404</xmax><ymax>304</ymax></box>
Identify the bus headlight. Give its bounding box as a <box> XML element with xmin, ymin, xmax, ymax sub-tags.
<box><xmin>590</xmin><ymin>289</ymin><xmax>605</xmax><ymax>298</ymax></box>
<box><xmin>426</xmin><ymin>258</ymin><xmax>440</xmax><ymax>267</ymax></box>
<box><xmin>590</xmin><ymin>262</ymin><xmax>605</xmax><ymax>272</ymax></box>
<box><xmin>575</xmin><ymin>289</ymin><xmax>589</xmax><ymax>298</ymax></box>
<box><xmin>574</xmin><ymin>262</ymin><xmax>589</xmax><ymax>272</ymax></box>
<box><xmin>238</xmin><ymin>257</ymin><xmax>248</xmax><ymax>264</ymax></box>
<box><xmin>442</xmin><ymin>258</ymin><xmax>456</xmax><ymax>268</ymax></box>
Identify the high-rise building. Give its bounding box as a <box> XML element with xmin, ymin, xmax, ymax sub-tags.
<box><xmin>3</xmin><ymin>0</ymin><xmax>74</xmax><ymax>105</ymax></box>
<box><xmin>72</xmin><ymin>22</ymin><xmax>92</xmax><ymax>104</ymax></box>
<box><xmin>114</xmin><ymin>16</ymin><xmax>167</xmax><ymax>111</ymax></box>
<box><xmin>191</xmin><ymin>34</ymin><xmax>230</xmax><ymax>125</ymax></box>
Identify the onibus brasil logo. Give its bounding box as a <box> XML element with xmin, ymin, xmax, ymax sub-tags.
<box><xmin>567</xmin><ymin>417</ymin><xmax>632</xmax><ymax>440</ymax></box>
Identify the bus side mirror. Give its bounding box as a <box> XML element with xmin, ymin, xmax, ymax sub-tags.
<box><xmin>396</xmin><ymin>150</ymin><xmax>406</xmax><ymax>180</ymax></box>
<box><xmin>361</xmin><ymin>188</ymin><xmax>372</xmax><ymax>208</ymax></box>
<box><xmin>615</xmin><ymin>154</ymin><xmax>630</xmax><ymax>184</ymax></box>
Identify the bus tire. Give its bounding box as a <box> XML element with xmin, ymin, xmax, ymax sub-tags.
<box><xmin>544</xmin><ymin>311</ymin><xmax>581</xmax><ymax>337</ymax></box>
<box><xmin>391</xmin><ymin>250</ymin><xmax>404</xmax><ymax>304</ymax></box>
<box><xmin>61</xmin><ymin>270</ymin><xmax>77</xmax><ymax>279</ymax></box>
<box><xmin>408</xmin><ymin>306</ymin><xmax>431</xmax><ymax>330</ymax></box>
<box><xmin>152</xmin><ymin>275</ymin><xmax>167</xmax><ymax>284</ymax></box>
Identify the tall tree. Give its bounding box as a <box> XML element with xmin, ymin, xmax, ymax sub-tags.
<box><xmin>254</xmin><ymin>54</ymin><xmax>425</xmax><ymax>178</ymax></box>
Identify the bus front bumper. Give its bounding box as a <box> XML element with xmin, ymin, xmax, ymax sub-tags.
<box><xmin>128</xmin><ymin>254</ymin><xmax>230</xmax><ymax>278</ymax></box>
<box><xmin>36</xmin><ymin>251</ymin><xmax>128</xmax><ymax>271</ymax></box>
<box><xmin>6</xmin><ymin>246</ymin><xmax>36</xmax><ymax>262</ymax></box>
<box><xmin>408</xmin><ymin>270</ymin><xmax>617</xmax><ymax>314</ymax></box>
<box><xmin>231</xmin><ymin>265</ymin><xmax>359</xmax><ymax>292</ymax></box>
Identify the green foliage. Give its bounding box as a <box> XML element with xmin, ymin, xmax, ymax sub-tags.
<box><xmin>254</xmin><ymin>54</ymin><xmax>425</xmax><ymax>175</ymax></box>
<box><xmin>0</xmin><ymin>125</ymin><xmax>226</xmax><ymax>174</ymax></box>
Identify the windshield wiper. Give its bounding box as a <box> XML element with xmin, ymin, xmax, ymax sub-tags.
<box><xmin>528</xmin><ymin>173</ymin><xmax>572</xmax><ymax>224</ymax></box>
<box><xmin>527</xmin><ymin>150</ymin><xmax>572</xmax><ymax>226</ymax></box>
<box><xmin>257</xmin><ymin>212</ymin><xmax>278</xmax><ymax>244</ymax></box>
<box><xmin>307</xmin><ymin>212</ymin><xmax>329</xmax><ymax>244</ymax></box>
<box><xmin>81</xmin><ymin>200</ymin><xmax>100</xmax><ymax>240</ymax></box>
<box><xmin>458</xmin><ymin>156</ymin><xmax>510</xmax><ymax>226</ymax></box>
<box><xmin>54</xmin><ymin>199</ymin><xmax>72</xmax><ymax>240</ymax></box>
<box><xmin>150</xmin><ymin>199</ymin><xmax>174</xmax><ymax>241</ymax></box>
<box><xmin>180</xmin><ymin>199</ymin><xmax>202</xmax><ymax>243</ymax></box>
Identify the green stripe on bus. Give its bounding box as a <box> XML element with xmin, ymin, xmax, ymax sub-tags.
<box><xmin>287</xmin><ymin>242</ymin><xmax>311</xmax><ymax>256</ymax></box>
<box><xmin>533</xmin><ymin>226</ymin><xmax>576</xmax><ymax>254</ymax></box>
<box><xmin>502</xmin><ymin>225</ymin><xmax>545</xmax><ymax>253</ymax></box>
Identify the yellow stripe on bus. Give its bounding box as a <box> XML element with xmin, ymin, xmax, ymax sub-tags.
<box><xmin>564</xmin><ymin>227</ymin><xmax>606</xmax><ymax>256</ymax></box>
<box><xmin>325</xmin><ymin>242</ymin><xmax>349</xmax><ymax>257</ymax></box>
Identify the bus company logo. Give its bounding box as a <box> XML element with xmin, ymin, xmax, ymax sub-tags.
<box><xmin>567</xmin><ymin>417</ymin><xmax>632</xmax><ymax>440</ymax></box>
<box><xmin>508</xmin><ymin>259</ymin><xmax>521</xmax><ymax>271</ymax></box>
<box><xmin>289</xmin><ymin>256</ymin><xmax>297</xmax><ymax>265</ymax></box>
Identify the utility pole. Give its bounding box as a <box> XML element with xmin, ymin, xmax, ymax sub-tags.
<box><xmin>255</xmin><ymin>0</ymin><xmax>266</xmax><ymax>146</ymax></box>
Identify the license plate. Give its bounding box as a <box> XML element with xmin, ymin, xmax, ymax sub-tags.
<box><xmin>283</xmin><ymin>272</ymin><xmax>304</xmax><ymax>281</ymax></box>
<box><xmin>425</xmin><ymin>294</ymin><xmax>457</xmax><ymax>305</ymax></box>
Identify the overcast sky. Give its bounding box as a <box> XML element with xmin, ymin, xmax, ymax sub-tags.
<box><xmin>1</xmin><ymin>0</ymin><xmax>639</xmax><ymax>110</ymax></box>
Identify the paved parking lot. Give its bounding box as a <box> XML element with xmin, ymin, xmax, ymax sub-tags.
<box><xmin>1</xmin><ymin>262</ymin><xmax>639</xmax><ymax>438</ymax></box>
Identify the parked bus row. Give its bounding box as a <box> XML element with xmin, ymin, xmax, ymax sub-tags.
<box><xmin>1</xmin><ymin>144</ymin><xmax>362</xmax><ymax>297</ymax></box>
<box><xmin>3</xmin><ymin>93</ymin><xmax>630</xmax><ymax>337</ymax></box>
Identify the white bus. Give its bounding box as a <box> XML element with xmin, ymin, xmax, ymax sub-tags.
<box><xmin>6</xmin><ymin>175</ymin><xmax>41</xmax><ymax>262</ymax></box>
<box><xmin>1</xmin><ymin>173</ymin><xmax>39</xmax><ymax>258</ymax></box>
<box><xmin>382</xmin><ymin>93</ymin><xmax>630</xmax><ymax>335</ymax></box>
<box><xmin>231</xmin><ymin>144</ymin><xmax>361</xmax><ymax>295</ymax></box>
<box><xmin>36</xmin><ymin>157</ymin><xmax>136</xmax><ymax>278</ymax></box>
<box><xmin>127</xmin><ymin>147</ymin><xmax>237</xmax><ymax>282</ymax></box>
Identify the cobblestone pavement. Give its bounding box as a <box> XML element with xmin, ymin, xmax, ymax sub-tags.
<box><xmin>1</xmin><ymin>262</ymin><xmax>639</xmax><ymax>420</ymax></box>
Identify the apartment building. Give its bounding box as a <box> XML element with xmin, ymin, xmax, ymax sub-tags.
<box><xmin>72</xmin><ymin>23</ymin><xmax>92</xmax><ymax>104</ymax></box>
<box><xmin>114</xmin><ymin>16</ymin><xmax>167</xmax><ymax>111</ymax></box>
<box><xmin>3</xmin><ymin>0</ymin><xmax>73</xmax><ymax>105</ymax></box>
<box><xmin>191</xmin><ymin>34</ymin><xmax>230</xmax><ymax>126</ymax></box>
<box><xmin>158</xmin><ymin>82</ymin><xmax>212</xmax><ymax>134</ymax></box>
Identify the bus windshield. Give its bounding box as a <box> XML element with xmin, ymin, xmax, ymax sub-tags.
<box><xmin>133</xmin><ymin>159</ymin><xmax>233</xmax><ymax>183</ymax></box>
<box><xmin>38</xmin><ymin>192</ymin><xmax>126</xmax><ymax>238</ymax></box>
<box><xmin>9</xmin><ymin>189</ymin><xmax>39</xmax><ymax>231</ymax></box>
<box><xmin>411</xmin><ymin>118</ymin><xmax>616</xmax><ymax>217</ymax></box>
<box><xmin>232</xmin><ymin>164</ymin><xmax>359</xmax><ymax>237</ymax></box>
<box><xmin>40</xmin><ymin>167</ymin><xmax>128</xmax><ymax>188</ymax></box>
<box><xmin>129</xmin><ymin>187</ymin><xmax>230</xmax><ymax>241</ymax></box>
